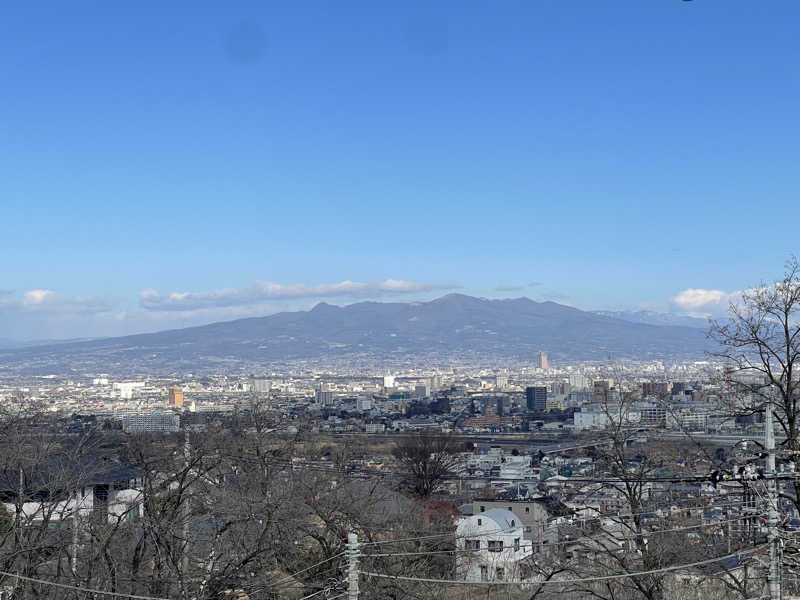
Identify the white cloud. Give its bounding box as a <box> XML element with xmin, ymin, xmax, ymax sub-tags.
<box><xmin>0</xmin><ymin>289</ymin><xmax>116</xmax><ymax>315</ymax></box>
<box><xmin>139</xmin><ymin>279</ymin><xmax>461</xmax><ymax>312</ymax></box>
<box><xmin>0</xmin><ymin>280</ymin><xmax>463</xmax><ymax>339</ymax></box>
<box><xmin>23</xmin><ymin>289</ymin><xmax>58</xmax><ymax>306</ymax></box>
<box><xmin>671</xmin><ymin>288</ymin><xmax>740</xmax><ymax>317</ymax></box>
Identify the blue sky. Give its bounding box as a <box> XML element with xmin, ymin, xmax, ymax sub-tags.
<box><xmin>2</xmin><ymin>1</ymin><xmax>799</xmax><ymax>339</ymax></box>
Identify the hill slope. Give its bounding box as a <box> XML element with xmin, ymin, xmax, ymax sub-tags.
<box><xmin>0</xmin><ymin>294</ymin><xmax>711</xmax><ymax>374</ymax></box>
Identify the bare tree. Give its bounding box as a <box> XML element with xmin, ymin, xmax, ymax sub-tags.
<box><xmin>561</xmin><ymin>388</ymin><xmax>756</xmax><ymax>600</ymax></box>
<box><xmin>709</xmin><ymin>256</ymin><xmax>800</xmax><ymax>511</ymax></box>
<box><xmin>392</xmin><ymin>431</ymin><xmax>458</xmax><ymax>499</ymax></box>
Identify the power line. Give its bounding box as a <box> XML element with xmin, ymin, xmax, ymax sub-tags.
<box><xmin>359</xmin><ymin>514</ymin><xmax>767</xmax><ymax>558</ymax></box>
<box><xmin>217</xmin><ymin>451</ymin><xmax>749</xmax><ymax>485</ymax></box>
<box><xmin>262</xmin><ymin>553</ymin><xmax>346</xmax><ymax>590</ymax></box>
<box><xmin>361</xmin><ymin>546</ymin><xmax>764</xmax><ymax>587</ymax></box>
<box><xmin>0</xmin><ymin>570</ymin><xmax>173</xmax><ymax>600</ymax></box>
<box><xmin>298</xmin><ymin>587</ymin><xmax>346</xmax><ymax>600</ymax></box>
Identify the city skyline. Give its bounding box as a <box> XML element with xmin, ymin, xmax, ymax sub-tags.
<box><xmin>3</xmin><ymin>1</ymin><xmax>799</xmax><ymax>338</ymax></box>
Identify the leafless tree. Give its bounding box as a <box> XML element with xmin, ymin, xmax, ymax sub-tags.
<box><xmin>393</xmin><ymin>431</ymin><xmax>459</xmax><ymax>499</ymax></box>
<box><xmin>561</xmin><ymin>391</ymin><xmax>752</xmax><ymax>600</ymax></box>
<box><xmin>709</xmin><ymin>256</ymin><xmax>800</xmax><ymax>512</ymax></box>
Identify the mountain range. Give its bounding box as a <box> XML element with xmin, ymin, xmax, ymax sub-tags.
<box><xmin>592</xmin><ymin>310</ymin><xmax>710</xmax><ymax>329</ymax></box>
<box><xmin>0</xmin><ymin>294</ymin><xmax>713</xmax><ymax>374</ymax></box>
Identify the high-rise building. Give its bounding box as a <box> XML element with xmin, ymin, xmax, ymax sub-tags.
<box><xmin>316</xmin><ymin>389</ymin><xmax>334</xmax><ymax>407</ymax></box>
<box><xmin>552</xmin><ymin>381</ymin><xmax>571</xmax><ymax>396</ymax></box>
<box><xmin>169</xmin><ymin>385</ymin><xmax>184</xmax><ymax>407</ymax></box>
<box><xmin>592</xmin><ymin>380</ymin><xmax>613</xmax><ymax>403</ymax></box>
<box><xmin>250</xmin><ymin>377</ymin><xmax>271</xmax><ymax>393</ymax></box>
<box><xmin>383</xmin><ymin>375</ymin><xmax>396</xmax><ymax>389</ymax></box>
<box><xmin>537</xmin><ymin>352</ymin><xmax>549</xmax><ymax>370</ymax></box>
<box><xmin>496</xmin><ymin>396</ymin><xmax>509</xmax><ymax>416</ymax></box>
<box><xmin>568</xmin><ymin>373</ymin><xmax>589</xmax><ymax>390</ymax></box>
<box><xmin>525</xmin><ymin>386</ymin><xmax>547</xmax><ymax>411</ymax></box>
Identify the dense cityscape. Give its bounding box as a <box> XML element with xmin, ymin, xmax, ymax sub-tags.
<box><xmin>3</xmin><ymin>2</ymin><xmax>800</xmax><ymax>599</ymax></box>
<box><xmin>0</xmin><ymin>356</ymin><xmax>738</xmax><ymax>438</ymax></box>
<box><xmin>2</xmin><ymin>336</ymin><xmax>799</xmax><ymax>599</ymax></box>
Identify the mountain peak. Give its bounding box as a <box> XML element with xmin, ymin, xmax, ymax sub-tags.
<box><xmin>311</xmin><ymin>301</ymin><xmax>339</xmax><ymax>312</ymax></box>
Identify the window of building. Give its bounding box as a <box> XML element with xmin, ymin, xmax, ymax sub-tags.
<box><xmin>477</xmin><ymin>518</ymin><xmax>482</xmax><ymax>526</ymax></box>
<box><xmin>525</xmin><ymin>526</ymin><xmax>532</xmax><ymax>532</ymax></box>
<box><xmin>480</xmin><ymin>566</ymin><xmax>488</xmax><ymax>581</ymax></box>
<box><xmin>480</xmin><ymin>505</ymin><xmax>485</xmax><ymax>512</ymax></box>
<box><xmin>465</xmin><ymin>539</ymin><xmax>480</xmax><ymax>550</ymax></box>
<box><xmin>508</xmin><ymin>506</ymin><xmax>512</xmax><ymax>511</ymax></box>
<box><xmin>510</xmin><ymin>519</ymin><xmax>515</xmax><ymax>526</ymax></box>
<box><xmin>488</xmin><ymin>540</ymin><xmax>503</xmax><ymax>552</ymax></box>
<box><xmin>514</xmin><ymin>537</ymin><xmax>520</xmax><ymax>551</ymax></box>
<box><xmin>525</xmin><ymin>507</ymin><xmax>530</xmax><ymax>513</ymax></box>
<box><xmin>496</xmin><ymin>567</ymin><xmax>505</xmax><ymax>580</ymax></box>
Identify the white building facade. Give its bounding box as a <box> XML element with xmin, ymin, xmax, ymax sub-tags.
<box><xmin>455</xmin><ymin>509</ymin><xmax>533</xmax><ymax>582</ymax></box>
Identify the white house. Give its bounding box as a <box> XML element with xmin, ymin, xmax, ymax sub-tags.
<box><xmin>455</xmin><ymin>509</ymin><xmax>533</xmax><ymax>582</ymax></box>
<box><xmin>3</xmin><ymin>485</ymin><xmax>143</xmax><ymax>524</ymax></box>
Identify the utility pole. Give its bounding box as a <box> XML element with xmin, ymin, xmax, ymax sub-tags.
<box><xmin>181</xmin><ymin>429</ymin><xmax>191</xmax><ymax>595</ymax></box>
<box><xmin>346</xmin><ymin>533</ymin><xmax>360</xmax><ymax>600</ymax></box>
<box><xmin>71</xmin><ymin>489</ymin><xmax>80</xmax><ymax>575</ymax></box>
<box><xmin>765</xmin><ymin>401</ymin><xmax>782</xmax><ymax>600</ymax></box>
<box><xmin>16</xmin><ymin>467</ymin><xmax>23</xmax><ymax>541</ymax></box>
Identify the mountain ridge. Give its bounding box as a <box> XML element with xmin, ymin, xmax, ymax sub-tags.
<box><xmin>592</xmin><ymin>309</ymin><xmax>710</xmax><ymax>329</ymax></box>
<box><xmin>0</xmin><ymin>294</ymin><xmax>712</xmax><ymax>374</ymax></box>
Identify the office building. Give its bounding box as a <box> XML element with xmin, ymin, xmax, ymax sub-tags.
<box><xmin>568</xmin><ymin>374</ymin><xmax>589</xmax><ymax>390</ymax></box>
<box><xmin>537</xmin><ymin>352</ymin><xmax>549</xmax><ymax>370</ymax></box>
<box><xmin>316</xmin><ymin>389</ymin><xmax>334</xmax><ymax>407</ymax></box>
<box><xmin>496</xmin><ymin>396</ymin><xmax>509</xmax><ymax>417</ymax></box>
<box><xmin>525</xmin><ymin>386</ymin><xmax>547</xmax><ymax>412</ymax></box>
<box><xmin>250</xmin><ymin>378</ymin><xmax>271</xmax><ymax>393</ymax></box>
<box><xmin>169</xmin><ymin>385</ymin><xmax>184</xmax><ymax>407</ymax></box>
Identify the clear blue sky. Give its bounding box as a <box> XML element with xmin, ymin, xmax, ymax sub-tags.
<box><xmin>2</xmin><ymin>1</ymin><xmax>799</xmax><ymax>339</ymax></box>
